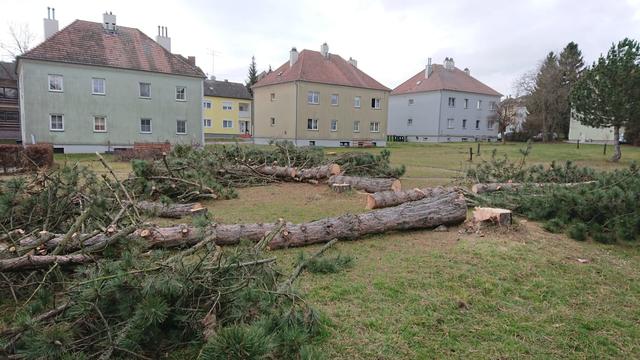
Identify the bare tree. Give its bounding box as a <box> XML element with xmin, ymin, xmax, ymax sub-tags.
<box><xmin>490</xmin><ymin>97</ymin><xmax>517</xmax><ymax>144</ymax></box>
<box><xmin>0</xmin><ymin>23</ymin><xmax>34</xmax><ymax>59</ymax></box>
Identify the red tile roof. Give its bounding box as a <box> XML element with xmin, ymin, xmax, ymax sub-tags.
<box><xmin>392</xmin><ymin>64</ymin><xmax>501</xmax><ymax>96</ymax></box>
<box><xmin>254</xmin><ymin>49</ymin><xmax>389</xmax><ymax>91</ymax></box>
<box><xmin>19</xmin><ymin>20</ymin><xmax>204</xmax><ymax>78</ymax></box>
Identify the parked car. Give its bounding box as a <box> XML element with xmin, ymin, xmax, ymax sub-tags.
<box><xmin>532</xmin><ymin>132</ymin><xmax>559</xmax><ymax>141</ymax></box>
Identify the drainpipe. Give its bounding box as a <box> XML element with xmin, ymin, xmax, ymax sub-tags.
<box><xmin>436</xmin><ymin>91</ymin><xmax>442</xmax><ymax>142</ymax></box>
<box><xmin>294</xmin><ymin>81</ymin><xmax>298</xmax><ymax>146</ymax></box>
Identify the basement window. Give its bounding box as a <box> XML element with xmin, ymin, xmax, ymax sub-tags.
<box><xmin>270</xmin><ymin>117</ymin><xmax>276</xmax><ymax>126</ymax></box>
<box><xmin>340</xmin><ymin>141</ymin><xmax>350</xmax><ymax>147</ymax></box>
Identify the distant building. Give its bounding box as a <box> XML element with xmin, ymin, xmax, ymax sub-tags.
<box><xmin>0</xmin><ymin>61</ymin><xmax>19</xmax><ymax>142</ymax></box>
<box><xmin>203</xmin><ymin>78</ymin><xmax>252</xmax><ymax>138</ymax></box>
<box><xmin>568</xmin><ymin>114</ymin><xmax>623</xmax><ymax>143</ymax></box>
<box><xmin>17</xmin><ymin>10</ymin><xmax>205</xmax><ymax>153</ymax></box>
<box><xmin>388</xmin><ymin>57</ymin><xmax>502</xmax><ymax>142</ymax></box>
<box><xmin>252</xmin><ymin>43</ymin><xmax>390</xmax><ymax>147</ymax></box>
<box><xmin>504</xmin><ymin>96</ymin><xmax>528</xmax><ymax>134</ymax></box>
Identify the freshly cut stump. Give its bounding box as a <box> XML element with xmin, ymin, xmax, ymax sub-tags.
<box><xmin>328</xmin><ymin>175</ymin><xmax>401</xmax><ymax>193</ymax></box>
<box><xmin>331</xmin><ymin>184</ymin><xmax>351</xmax><ymax>193</ymax></box>
<box><xmin>473</xmin><ymin>207</ymin><xmax>512</xmax><ymax>226</ymax></box>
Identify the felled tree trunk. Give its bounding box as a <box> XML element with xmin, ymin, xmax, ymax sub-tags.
<box><xmin>328</xmin><ymin>175</ymin><xmax>401</xmax><ymax>193</ymax></box>
<box><xmin>0</xmin><ymin>253</ymin><xmax>93</xmax><ymax>272</ymax></box>
<box><xmin>366</xmin><ymin>186</ymin><xmax>457</xmax><ymax>209</ymax></box>
<box><xmin>135</xmin><ymin>201</ymin><xmax>207</xmax><ymax>218</ymax></box>
<box><xmin>255</xmin><ymin>165</ymin><xmax>297</xmax><ymax>178</ymax></box>
<box><xmin>471</xmin><ymin>181</ymin><xmax>596</xmax><ymax>194</ymax></box>
<box><xmin>297</xmin><ymin>164</ymin><xmax>341</xmax><ymax>181</ymax></box>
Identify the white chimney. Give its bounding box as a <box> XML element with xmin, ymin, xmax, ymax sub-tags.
<box><xmin>444</xmin><ymin>57</ymin><xmax>455</xmax><ymax>70</ymax></box>
<box><xmin>43</xmin><ymin>7</ymin><xmax>59</xmax><ymax>40</ymax></box>
<box><xmin>425</xmin><ymin>57</ymin><xmax>432</xmax><ymax>78</ymax></box>
<box><xmin>320</xmin><ymin>42</ymin><xmax>329</xmax><ymax>58</ymax></box>
<box><xmin>156</xmin><ymin>26</ymin><xmax>171</xmax><ymax>52</ymax></box>
<box><xmin>289</xmin><ymin>47</ymin><xmax>299</xmax><ymax>66</ymax></box>
<box><xmin>348</xmin><ymin>57</ymin><xmax>357</xmax><ymax>67</ymax></box>
<box><xmin>103</xmin><ymin>12</ymin><xmax>116</xmax><ymax>31</ymax></box>
<box><xmin>464</xmin><ymin>67</ymin><xmax>470</xmax><ymax>76</ymax></box>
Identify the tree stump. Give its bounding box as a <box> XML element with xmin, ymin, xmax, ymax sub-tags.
<box><xmin>473</xmin><ymin>207</ymin><xmax>512</xmax><ymax>226</ymax></box>
<box><xmin>331</xmin><ymin>183</ymin><xmax>351</xmax><ymax>193</ymax></box>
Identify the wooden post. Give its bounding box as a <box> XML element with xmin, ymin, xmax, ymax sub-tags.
<box><xmin>603</xmin><ymin>142</ymin><xmax>607</xmax><ymax>155</ymax></box>
<box><xmin>469</xmin><ymin>147</ymin><xmax>473</xmax><ymax>162</ymax></box>
<box><xmin>477</xmin><ymin>142</ymin><xmax>480</xmax><ymax>156</ymax></box>
<box><xmin>576</xmin><ymin>139</ymin><xmax>580</xmax><ymax>149</ymax></box>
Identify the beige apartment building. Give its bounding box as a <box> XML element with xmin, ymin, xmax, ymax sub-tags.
<box><xmin>253</xmin><ymin>43</ymin><xmax>390</xmax><ymax>147</ymax></box>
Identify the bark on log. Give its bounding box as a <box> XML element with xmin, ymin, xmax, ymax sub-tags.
<box><xmin>366</xmin><ymin>186</ymin><xmax>458</xmax><ymax>209</ymax></box>
<box><xmin>0</xmin><ymin>254</ymin><xmax>93</xmax><ymax>272</ymax></box>
<box><xmin>328</xmin><ymin>175</ymin><xmax>401</xmax><ymax>193</ymax></box>
<box><xmin>297</xmin><ymin>164</ymin><xmax>341</xmax><ymax>181</ymax></box>
<box><xmin>135</xmin><ymin>201</ymin><xmax>207</xmax><ymax>218</ymax></box>
<box><xmin>471</xmin><ymin>181</ymin><xmax>597</xmax><ymax>194</ymax></box>
<box><xmin>255</xmin><ymin>165</ymin><xmax>297</xmax><ymax>178</ymax></box>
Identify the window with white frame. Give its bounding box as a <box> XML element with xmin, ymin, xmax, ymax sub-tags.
<box><xmin>330</xmin><ymin>119</ymin><xmax>338</xmax><ymax>131</ymax></box>
<box><xmin>407</xmin><ymin>118</ymin><xmax>413</xmax><ymax>126</ymax></box>
<box><xmin>408</xmin><ymin>98</ymin><xmax>414</xmax><ymax>105</ymax></box>
<box><xmin>307</xmin><ymin>91</ymin><xmax>319</xmax><ymax>104</ymax></box>
<box><xmin>176</xmin><ymin>86</ymin><xmax>186</xmax><ymax>101</ymax></box>
<box><xmin>462</xmin><ymin>119</ymin><xmax>467</xmax><ymax>129</ymax></box>
<box><xmin>203</xmin><ymin>100</ymin><xmax>212</xmax><ymax>109</ymax></box>
<box><xmin>92</xmin><ymin>78</ymin><xmax>105</xmax><ymax>95</ymax></box>
<box><xmin>331</xmin><ymin>94</ymin><xmax>339</xmax><ymax>106</ymax></box>
<box><xmin>488</xmin><ymin>120</ymin><xmax>495</xmax><ymax>130</ymax></box>
<box><xmin>270</xmin><ymin>117</ymin><xmax>276</xmax><ymax>126</ymax></box>
<box><xmin>140</xmin><ymin>118</ymin><xmax>152</xmax><ymax>133</ymax></box>
<box><xmin>222</xmin><ymin>102</ymin><xmax>232</xmax><ymax>111</ymax></box>
<box><xmin>489</xmin><ymin>101</ymin><xmax>497</xmax><ymax>110</ymax></box>
<box><xmin>49</xmin><ymin>114</ymin><xmax>64</xmax><ymax>131</ymax></box>
<box><xmin>371</xmin><ymin>98</ymin><xmax>381</xmax><ymax>109</ymax></box>
<box><xmin>176</xmin><ymin>120</ymin><xmax>187</xmax><ymax>134</ymax></box>
<box><xmin>475</xmin><ymin>120</ymin><xmax>480</xmax><ymax>129</ymax></box>
<box><xmin>139</xmin><ymin>83</ymin><xmax>151</xmax><ymax>98</ymax></box>
<box><xmin>307</xmin><ymin>118</ymin><xmax>318</xmax><ymax>130</ymax></box>
<box><xmin>369</xmin><ymin>121</ymin><xmax>380</xmax><ymax>132</ymax></box>
<box><xmin>464</xmin><ymin>99</ymin><xmax>469</xmax><ymax>109</ymax></box>
<box><xmin>270</xmin><ymin>93</ymin><xmax>276</xmax><ymax>101</ymax></box>
<box><xmin>476</xmin><ymin>100</ymin><xmax>482</xmax><ymax>109</ymax></box>
<box><xmin>448</xmin><ymin>97</ymin><xmax>456</xmax><ymax>107</ymax></box>
<box><xmin>48</xmin><ymin>75</ymin><xmax>63</xmax><ymax>92</ymax></box>
<box><xmin>93</xmin><ymin>116</ymin><xmax>107</xmax><ymax>132</ymax></box>
<box><xmin>353</xmin><ymin>121</ymin><xmax>360</xmax><ymax>132</ymax></box>
<box><xmin>354</xmin><ymin>96</ymin><xmax>361</xmax><ymax>108</ymax></box>
<box><xmin>223</xmin><ymin>120</ymin><xmax>233</xmax><ymax>128</ymax></box>
<box><xmin>203</xmin><ymin>119</ymin><xmax>212</xmax><ymax>128</ymax></box>
<box><xmin>447</xmin><ymin>118</ymin><xmax>454</xmax><ymax>129</ymax></box>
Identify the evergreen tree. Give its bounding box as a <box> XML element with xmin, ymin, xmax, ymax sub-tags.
<box><xmin>245</xmin><ymin>56</ymin><xmax>258</xmax><ymax>96</ymax></box>
<box><xmin>558</xmin><ymin>42</ymin><xmax>585</xmax><ymax>138</ymax></box>
<box><xmin>571</xmin><ymin>38</ymin><xmax>640</xmax><ymax>161</ymax></box>
<box><xmin>529</xmin><ymin>52</ymin><xmax>563</xmax><ymax>142</ymax></box>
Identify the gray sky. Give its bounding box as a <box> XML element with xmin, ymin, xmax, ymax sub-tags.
<box><xmin>2</xmin><ymin>0</ymin><xmax>639</xmax><ymax>96</ymax></box>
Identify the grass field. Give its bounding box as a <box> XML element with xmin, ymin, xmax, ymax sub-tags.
<box><xmin>50</xmin><ymin>142</ymin><xmax>640</xmax><ymax>358</ymax></box>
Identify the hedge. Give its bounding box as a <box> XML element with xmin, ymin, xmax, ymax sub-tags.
<box><xmin>0</xmin><ymin>143</ymin><xmax>54</xmax><ymax>172</ymax></box>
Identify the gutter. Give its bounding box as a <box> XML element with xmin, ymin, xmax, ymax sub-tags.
<box><xmin>294</xmin><ymin>81</ymin><xmax>298</xmax><ymax>145</ymax></box>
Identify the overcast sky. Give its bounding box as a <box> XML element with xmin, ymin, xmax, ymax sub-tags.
<box><xmin>2</xmin><ymin>0</ymin><xmax>639</xmax><ymax>96</ymax></box>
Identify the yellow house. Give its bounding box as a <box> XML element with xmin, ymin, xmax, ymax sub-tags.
<box><xmin>203</xmin><ymin>79</ymin><xmax>252</xmax><ymax>138</ymax></box>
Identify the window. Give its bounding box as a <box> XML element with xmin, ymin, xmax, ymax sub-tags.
<box><xmin>448</xmin><ymin>97</ymin><xmax>456</xmax><ymax>107</ymax></box>
<box><xmin>93</xmin><ymin>116</ymin><xmax>107</xmax><ymax>132</ymax></box>
<box><xmin>48</xmin><ymin>75</ymin><xmax>63</xmax><ymax>92</ymax></box>
<box><xmin>223</xmin><ymin>120</ymin><xmax>233</xmax><ymax>128</ymax></box>
<box><xmin>307</xmin><ymin>118</ymin><xmax>318</xmax><ymax>130</ymax></box>
<box><xmin>475</xmin><ymin>120</ymin><xmax>480</xmax><ymax>129</ymax></box>
<box><xmin>239</xmin><ymin>103</ymin><xmax>249</xmax><ymax>112</ymax></box>
<box><xmin>140</xmin><ymin>118</ymin><xmax>152</xmax><ymax>133</ymax></box>
<box><xmin>330</xmin><ymin>119</ymin><xmax>338</xmax><ymax>131</ymax></box>
<box><xmin>309</xmin><ymin>141</ymin><xmax>316</xmax><ymax>146</ymax></box>
<box><xmin>353</xmin><ymin>121</ymin><xmax>360</xmax><ymax>132</ymax></box>
<box><xmin>408</xmin><ymin>98</ymin><xmax>414</xmax><ymax>105</ymax></box>
<box><xmin>476</xmin><ymin>100</ymin><xmax>482</xmax><ymax>109</ymax></box>
<box><xmin>270</xmin><ymin>117</ymin><xmax>276</xmax><ymax>126</ymax></box>
<box><xmin>203</xmin><ymin>100</ymin><xmax>212</xmax><ymax>109</ymax></box>
<box><xmin>354</xmin><ymin>96</ymin><xmax>361</xmax><ymax>108</ymax></box>
<box><xmin>407</xmin><ymin>118</ymin><xmax>413</xmax><ymax>126</ymax></box>
<box><xmin>488</xmin><ymin>120</ymin><xmax>495</xmax><ymax>130</ymax></box>
<box><xmin>489</xmin><ymin>101</ymin><xmax>497</xmax><ymax>110</ymax></box>
<box><xmin>369</xmin><ymin>121</ymin><xmax>380</xmax><ymax>132</ymax></box>
<box><xmin>462</xmin><ymin>119</ymin><xmax>467</xmax><ymax>129</ymax></box>
<box><xmin>222</xmin><ymin>102</ymin><xmax>232</xmax><ymax>111</ymax></box>
<box><xmin>176</xmin><ymin>120</ymin><xmax>187</xmax><ymax>134</ymax></box>
<box><xmin>371</xmin><ymin>98</ymin><xmax>381</xmax><ymax>109</ymax></box>
<box><xmin>139</xmin><ymin>83</ymin><xmax>151</xmax><ymax>98</ymax></box>
<box><xmin>270</xmin><ymin>93</ymin><xmax>276</xmax><ymax>101</ymax></box>
<box><xmin>307</xmin><ymin>91</ymin><xmax>319</xmax><ymax>104</ymax></box>
<box><xmin>331</xmin><ymin>94</ymin><xmax>339</xmax><ymax>106</ymax></box>
<box><xmin>0</xmin><ymin>87</ymin><xmax>17</xmax><ymax>99</ymax></box>
<box><xmin>464</xmin><ymin>99</ymin><xmax>469</xmax><ymax>109</ymax></box>
<box><xmin>176</xmin><ymin>86</ymin><xmax>186</xmax><ymax>101</ymax></box>
<box><xmin>49</xmin><ymin>114</ymin><xmax>64</xmax><ymax>131</ymax></box>
<box><xmin>92</xmin><ymin>78</ymin><xmax>105</xmax><ymax>95</ymax></box>
<box><xmin>447</xmin><ymin>118</ymin><xmax>454</xmax><ymax>129</ymax></box>
<box><xmin>340</xmin><ymin>141</ymin><xmax>350</xmax><ymax>147</ymax></box>
<box><xmin>203</xmin><ymin>119</ymin><xmax>212</xmax><ymax>128</ymax></box>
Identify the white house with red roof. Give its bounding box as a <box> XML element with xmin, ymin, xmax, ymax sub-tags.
<box><xmin>388</xmin><ymin>58</ymin><xmax>502</xmax><ymax>142</ymax></box>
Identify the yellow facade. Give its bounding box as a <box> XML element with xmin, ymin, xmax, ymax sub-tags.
<box><xmin>203</xmin><ymin>96</ymin><xmax>252</xmax><ymax>136</ymax></box>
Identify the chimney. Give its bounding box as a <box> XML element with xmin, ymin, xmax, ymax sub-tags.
<box><xmin>425</xmin><ymin>57</ymin><xmax>432</xmax><ymax>78</ymax></box>
<box><xmin>348</xmin><ymin>57</ymin><xmax>357</xmax><ymax>67</ymax></box>
<box><xmin>156</xmin><ymin>25</ymin><xmax>172</xmax><ymax>52</ymax></box>
<box><xmin>289</xmin><ymin>47</ymin><xmax>299</xmax><ymax>66</ymax></box>
<box><xmin>320</xmin><ymin>42</ymin><xmax>329</xmax><ymax>58</ymax></box>
<box><xmin>103</xmin><ymin>12</ymin><xmax>117</xmax><ymax>31</ymax></box>
<box><xmin>187</xmin><ymin>56</ymin><xmax>196</xmax><ymax>66</ymax></box>
<box><xmin>444</xmin><ymin>57</ymin><xmax>455</xmax><ymax>70</ymax></box>
<box><xmin>464</xmin><ymin>67</ymin><xmax>470</xmax><ymax>76</ymax></box>
<box><xmin>43</xmin><ymin>7</ymin><xmax>59</xmax><ymax>40</ymax></box>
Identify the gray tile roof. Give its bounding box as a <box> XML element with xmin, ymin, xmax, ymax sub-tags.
<box><xmin>204</xmin><ymin>79</ymin><xmax>252</xmax><ymax>99</ymax></box>
<box><xmin>0</xmin><ymin>61</ymin><xmax>17</xmax><ymax>81</ymax></box>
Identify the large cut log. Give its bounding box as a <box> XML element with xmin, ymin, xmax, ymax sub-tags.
<box><xmin>255</xmin><ymin>165</ymin><xmax>297</xmax><ymax>178</ymax></box>
<box><xmin>135</xmin><ymin>201</ymin><xmax>207</xmax><ymax>218</ymax></box>
<box><xmin>328</xmin><ymin>175</ymin><xmax>401</xmax><ymax>193</ymax></box>
<box><xmin>366</xmin><ymin>186</ymin><xmax>458</xmax><ymax>209</ymax></box>
<box><xmin>471</xmin><ymin>181</ymin><xmax>597</xmax><ymax>194</ymax></box>
<box><xmin>0</xmin><ymin>254</ymin><xmax>93</xmax><ymax>272</ymax></box>
<box><xmin>297</xmin><ymin>164</ymin><xmax>341</xmax><ymax>181</ymax></box>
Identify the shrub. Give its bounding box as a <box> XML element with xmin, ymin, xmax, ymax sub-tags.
<box><xmin>23</xmin><ymin>143</ymin><xmax>54</xmax><ymax>168</ymax></box>
<box><xmin>0</xmin><ymin>144</ymin><xmax>22</xmax><ymax>171</ymax></box>
<box><xmin>567</xmin><ymin>223</ymin><xmax>588</xmax><ymax>241</ymax></box>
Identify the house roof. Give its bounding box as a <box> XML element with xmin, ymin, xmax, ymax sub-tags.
<box><xmin>253</xmin><ymin>49</ymin><xmax>390</xmax><ymax>91</ymax></box>
<box><xmin>19</xmin><ymin>20</ymin><xmax>205</xmax><ymax>78</ymax></box>
<box><xmin>0</xmin><ymin>61</ymin><xmax>17</xmax><ymax>81</ymax></box>
<box><xmin>204</xmin><ymin>79</ymin><xmax>251</xmax><ymax>100</ymax></box>
<box><xmin>392</xmin><ymin>64</ymin><xmax>502</xmax><ymax>97</ymax></box>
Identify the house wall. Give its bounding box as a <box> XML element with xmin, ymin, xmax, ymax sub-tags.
<box><xmin>388</xmin><ymin>91</ymin><xmax>441</xmax><ymax>141</ymax></box>
<box><xmin>203</xmin><ymin>96</ymin><xmax>252</xmax><ymax>136</ymax></box>
<box><xmin>19</xmin><ymin>59</ymin><xmax>203</xmax><ymax>152</ymax></box>
<box><xmin>0</xmin><ymin>77</ymin><xmax>19</xmax><ymax>141</ymax></box>
<box><xmin>568</xmin><ymin>116</ymin><xmax>622</xmax><ymax>143</ymax></box>
<box><xmin>253</xmin><ymin>82</ymin><xmax>297</xmax><ymax>143</ymax></box>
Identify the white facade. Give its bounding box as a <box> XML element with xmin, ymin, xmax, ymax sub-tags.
<box><xmin>568</xmin><ymin>116</ymin><xmax>623</xmax><ymax>143</ymax></box>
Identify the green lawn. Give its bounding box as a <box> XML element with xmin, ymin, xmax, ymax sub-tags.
<box><xmin>50</xmin><ymin>142</ymin><xmax>640</xmax><ymax>358</ymax></box>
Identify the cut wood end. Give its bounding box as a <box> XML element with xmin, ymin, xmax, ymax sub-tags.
<box><xmin>329</xmin><ymin>163</ymin><xmax>341</xmax><ymax>175</ymax></box>
<box><xmin>140</xmin><ymin>229</ymin><xmax>151</xmax><ymax>238</ymax></box>
<box><xmin>471</xmin><ymin>184</ymin><xmax>480</xmax><ymax>194</ymax></box>
<box><xmin>365</xmin><ymin>194</ymin><xmax>376</xmax><ymax>210</ymax></box>
<box><xmin>391</xmin><ymin>180</ymin><xmax>402</xmax><ymax>192</ymax></box>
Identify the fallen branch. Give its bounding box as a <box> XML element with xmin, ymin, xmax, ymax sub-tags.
<box><xmin>471</xmin><ymin>181</ymin><xmax>597</xmax><ymax>194</ymax></box>
<box><xmin>0</xmin><ymin>254</ymin><xmax>93</xmax><ymax>272</ymax></box>
<box><xmin>328</xmin><ymin>175</ymin><xmax>401</xmax><ymax>193</ymax></box>
<box><xmin>134</xmin><ymin>201</ymin><xmax>207</xmax><ymax>219</ymax></box>
<box><xmin>278</xmin><ymin>239</ymin><xmax>338</xmax><ymax>292</ymax></box>
<box><xmin>366</xmin><ymin>186</ymin><xmax>459</xmax><ymax>209</ymax></box>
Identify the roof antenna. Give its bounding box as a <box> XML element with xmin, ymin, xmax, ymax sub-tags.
<box><xmin>52</xmin><ymin>8</ymin><xmax>55</xmax><ymax>20</ymax></box>
<box><xmin>47</xmin><ymin>7</ymin><xmax>50</xmax><ymax>19</ymax></box>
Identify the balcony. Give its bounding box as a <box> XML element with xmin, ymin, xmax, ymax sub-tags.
<box><xmin>238</xmin><ymin>103</ymin><xmax>250</xmax><ymax>118</ymax></box>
